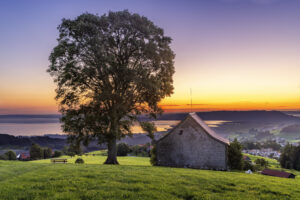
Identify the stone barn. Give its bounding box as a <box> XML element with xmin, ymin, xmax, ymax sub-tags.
<box><xmin>156</xmin><ymin>113</ymin><xmax>229</xmax><ymax>170</ymax></box>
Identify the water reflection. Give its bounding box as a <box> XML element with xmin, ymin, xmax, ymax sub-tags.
<box><xmin>0</xmin><ymin>120</ymin><xmax>230</xmax><ymax>136</ymax></box>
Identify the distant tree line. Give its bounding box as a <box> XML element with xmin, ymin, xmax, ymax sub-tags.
<box><xmin>117</xmin><ymin>143</ymin><xmax>151</xmax><ymax>157</ymax></box>
<box><xmin>0</xmin><ymin>134</ymin><xmax>66</xmax><ymax>149</ymax></box>
<box><xmin>280</xmin><ymin>144</ymin><xmax>300</xmax><ymax>171</ymax></box>
<box><xmin>29</xmin><ymin>143</ymin><xmax>84</xmax><ymax>160</ymax></box>
<box><xmin>241</xmin><ymin>140</ymin><xmax>281</xmax><ymax>151</ymax></box>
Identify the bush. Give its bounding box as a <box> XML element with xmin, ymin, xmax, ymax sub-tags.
<box><xmin>30</xmin><ymin>143</ymin><xmax>43</xmax><ymax>160</ymax></box>
<box><xmin>75</xmin><ymin>158</ymin><xmax>84</xmax><ymax>164</ymax></box>
<box><xmin>150</xmin><ymin>145</ymin><xmax>157</xmax><ymax>166</ymax></box>
<box><xmin>227</xmin><ymin>138</ymin><xmax>243</xmax><ymax>170</ymax></box>
<box><xmin>0</xmin><ymin>154</ymin><xmax>7</xmax><ymax>160</ymax></box>
<box><xmin>255</xmin><ymin>158</ymin><xmax>269</xmax><ymax>168</ymax></box>
<box><xmin>130</xmin><ymin>144</ymin><xmax>150</xmax><ymax>157</ymax></box>
<box><xmin>66</xmin><ymin>144</ymin><xmax>83</xmax><ymax>156</ymax></box>
<box><xmin>68</xmin><ymin>152</ymin><xmax>76</xmax><ymax>157</ymax></box>
<box><xmin>243</xmin><ymin>160</ymin><xmax>255</xmax><ymax>171</ymax></box>
<box><xmin>53</xmin><ymin>150</ymin><xmax>63</xmax><ymax>158</ymax></box>
<box><xmin>117</xmin><ymin>143</ymin><xmax>130</xmax><ymax>156</ymax></box>
<box><xmin>5</xmin><ymin>150</ymin><xmax>16</xmax><ymax>160</ymax></box>
<box><xmin>43</xmin><ymin>148</ymin><xmax>53</xmax><ymax>159</ymax></box>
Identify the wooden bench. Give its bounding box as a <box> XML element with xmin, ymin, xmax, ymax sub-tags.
<box><xmin>51</xmin><ymin>158</ymin><xmax>68</xmax><ymax>163</ymax></box>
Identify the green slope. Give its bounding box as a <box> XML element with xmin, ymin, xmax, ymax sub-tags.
<box><xmin>0</xmin><ymin>155</ymin><xmax>299</xmax><ymax>200</ymax></box>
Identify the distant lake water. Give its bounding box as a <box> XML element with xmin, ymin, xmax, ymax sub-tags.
<box><xmin>0</xmin><ymin>116</ymin><xmax>229</xmax><ymax>136</ymax></box>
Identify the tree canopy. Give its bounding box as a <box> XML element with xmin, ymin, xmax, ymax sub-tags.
<box><xmin>227</xmin><ymin>139</ymin><xmax>243</xmax><ymax>170</ymax></box>
<box><xmin>48</xmin><ymin>10</ymin><xmax>175</xmax><ymax>164</ymax></box>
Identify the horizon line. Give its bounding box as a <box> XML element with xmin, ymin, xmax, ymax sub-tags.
<box><xmin>1</xmin><ymin>109</ymin><xmax>300</xmax><ymax>116</ymax></box>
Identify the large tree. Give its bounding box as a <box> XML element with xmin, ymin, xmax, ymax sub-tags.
<box><xmin>48</xmin><ymin>10</ymin><xmax>175</xmax><ymax>164</ymax></box>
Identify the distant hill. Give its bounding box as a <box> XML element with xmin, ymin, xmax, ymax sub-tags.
<box><xmin>156</xmin><ymin>111</ymin><xmax>300</xmax><ymax>121</ymax></box>
<box><xmin>280</xmin><ymin>124</ymin><xmax>300</xmax><ymax>136</ymax></box>
<box><xmin>1</xmin><ymin>111</ymin><xmax>298</xmax><ymax>123</ymax></box>
<box><xmin>0</xmin><ymin>115</ymin><xmax>60</xmax><ymax>123</ymax></box>
<box><xmin>0</xmin><ymin>134</ymin><xmax>67</xmax><ymax>149</ymax></box>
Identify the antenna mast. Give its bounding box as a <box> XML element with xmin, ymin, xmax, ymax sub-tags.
<box><xmin>190</xmin><ymin>88</ymin><xmax>192</xmax><ymax>113</ymax></box>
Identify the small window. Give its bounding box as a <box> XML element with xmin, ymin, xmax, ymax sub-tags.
<box><xmin>179</xmin><ymin>130</ymin><xmax>183</xmax><ymax>135</ymax></box>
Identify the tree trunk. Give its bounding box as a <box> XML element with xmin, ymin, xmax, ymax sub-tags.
<box><xmin>104</xmin><ymin>138</ymin><xmax>119</xmax><ymax>164</ymax></box>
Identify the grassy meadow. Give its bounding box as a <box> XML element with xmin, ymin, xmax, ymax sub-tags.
<box><xmin>0</xmin><ymin>153</ymin><xmax>300</xmax><ymax>200</ymax></box>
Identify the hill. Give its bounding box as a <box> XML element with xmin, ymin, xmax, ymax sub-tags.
<box><xmin>1</xmin><ymin>111</ymin><xmax>298</xmax><ymax>124</ymax></box>
<box><xmin>0</xmin><ymin>154</ymin><xmax>299</xmax><ymax>199</ymax></box>
<box><xmin>0</xmin><ymin>134</ymin><xmax>67</xmax><ymax>150</ymax></box>
<box><xmin>156</xmin><ymin>111</ymin><xmax>299</xmax><ymax>121</ymax></box>
<box><xmin>0</xmin><ymin>115</ymin><xmax>60</xmax><ymax>124</ymax></box>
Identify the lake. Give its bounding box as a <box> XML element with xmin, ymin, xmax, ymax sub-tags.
<box><xmin>0</xmin><ymin>116</ymin><xmax>229</xmax><ymax>136</ymax></box>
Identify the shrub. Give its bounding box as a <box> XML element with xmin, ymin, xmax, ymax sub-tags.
<box><xmin>117</xmin><ymin>143</ymin><xmax>130</xmax><ymax>156</ymax></box>
<box><xmin>43</xmin><ymin>148</ymin><xmax>53</xmax><ymax>159</ymax></box>
<box><xmin>243</xmin><ymin>160</ymin><xmax>255</xmax><ymax>171</ymax></box>
<box><xmin>150</xmin><ymin>145</ymin><xmax>157</xmax><ymax>166</ymax></box>
<box><xmin>0</xmin><ymin>154</ymin><xmax>7</xmax><ymax>160</ymax></box>
<box><xmin>255</xmin><ymin>158</ymin><xmax>269</xmax><ymax>168</ymax></box>
<box><xmin>68</xmin><ymin>152</ymin><xmax>76</xmax><ymax>157</ymax></box>
<box><xmin>5</xmin><ymin>150</ymin><xmax>16</xmax><ymax>160</ymax></box>
<box><xmin>30</xmin><ymin>143</ymin><xmax>43</xmax><ymax>160</ymax></box>
<box><xmin>66</xmin><ymin>144</ymin><xmax>83</xmax><ymax>156</ymax></box>
<box><xmin>53</xmin><ymin>150</ymin><xmax>63</xmax><ymax>158</ymax></box>
<box><xmin>227</xmin><ymin>138</ymin><xmax>243</xmax><ymax>170</ymax></box>
<box><xmin>75</xmin><ymin>158</ymin><xmax>84</xmax><ymax>164</ymax></box>
<box><xmin>130</xmin><ymin>144</ymin><xmax>150</xmax><ymax>157</ymax></box>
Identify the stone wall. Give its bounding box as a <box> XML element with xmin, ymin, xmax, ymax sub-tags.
<box><xmin>156</xmin><ymin>117</ymin><xmax>227</xmax><ymax>170</ymax></box>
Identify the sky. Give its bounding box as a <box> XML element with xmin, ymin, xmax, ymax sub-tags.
<box><xmin>0</xmin><ymin>0</ymin><xmax>300</xmax><ymax>114</ymax></box>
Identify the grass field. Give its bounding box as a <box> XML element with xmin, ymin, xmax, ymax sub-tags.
<box><xmin>0</xmin><ymin>153</ymin><xmax>300</xmax><ymax>200</ymax></box>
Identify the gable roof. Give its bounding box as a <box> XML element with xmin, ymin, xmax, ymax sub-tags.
<box><xmin>261</xmin><ymin>169</ymin><xmax>296</xmax><ymax>178</ymax></box>
<box><xmin>158</xmin><ymin>112</ymin><xmax>229</xmax><ymax>145</ymax></box>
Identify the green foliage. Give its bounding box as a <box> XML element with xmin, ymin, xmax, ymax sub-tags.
<box><xmin>255</xmin><ymin>158</ymin><xmax>269</xmax><ymax>169</ymax></box>
<box><xmin>228</xmin><ymin>138</ymin><xmax>243</xmax><ymax>170</ymax></box>
<box><xmin>53</xmin><ymin>151</ymin><xmax>63</xmax><ymax>158</ymax></box>
<box><xmin>75</xmin><ymin>158</ymin><xmax>84</xmax><ymax>164</ymax></box>
<box><xmin>4</xmin><ymin>151</ymin><xmax>16</xmax><ymax>160</ymax></box>
<box><xmin>242</xmin><ymin>141</ymin><xmax>261</xmax><ymax>150</ymax></box>
<box><xmin>43</xmin><ymin>147</ymin><xmax>53</xmax><ymax>159</ymax></box>
<box><xmin>280</xmin><ymin>143</ymin><xmax>300</xmax><ymax>170</ymax></box>
<box><xmin>66</xmin><ymin>143</ymin><xmax>83</xmax><ymax>156</ymax></box>
<box><xmin>261</xmin><ymin>140</ymin><xmax>281</xmax><ymax>151</ymax></box>
<box><xmin>117</xmin><ymin>143</ymin><xmax>130</xmax><ymax>156</ymax></box>
<box><xmin>140</xmin><ymin>122</ymin><xmax>157</xmax><ymax>142</ymax></box>
<box><xmin>0</xmin><ymin>154</ymin><xmax>7</xmax><ymax>160</ymax></box>
<box><xmin>244</xmin><ymin>153</ymin><xmax>280</xmax><ymax>169</ymax></box>
<box><xmin>243</xmin><ymin>160</ymin><xmax>255</xmax><ymax>171</ymax></box>
<box><xmin>150</xmin><ymin>145</ymin><xmax>157</xmax><ymax>166</ymax></box>
<box><xmin>48</xmin><ymin>10</ymin><xmax>175</xmax><ymax>164</ymax></box>
<box><xmin>130</xmin><ymin>144</ymin><xmax>150</xmax><ymax>157</ymax></box>
<box><xmin>30</xmin><ymin>143</ymin><xmax>43</xmax><ymax>160</ymax></box>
